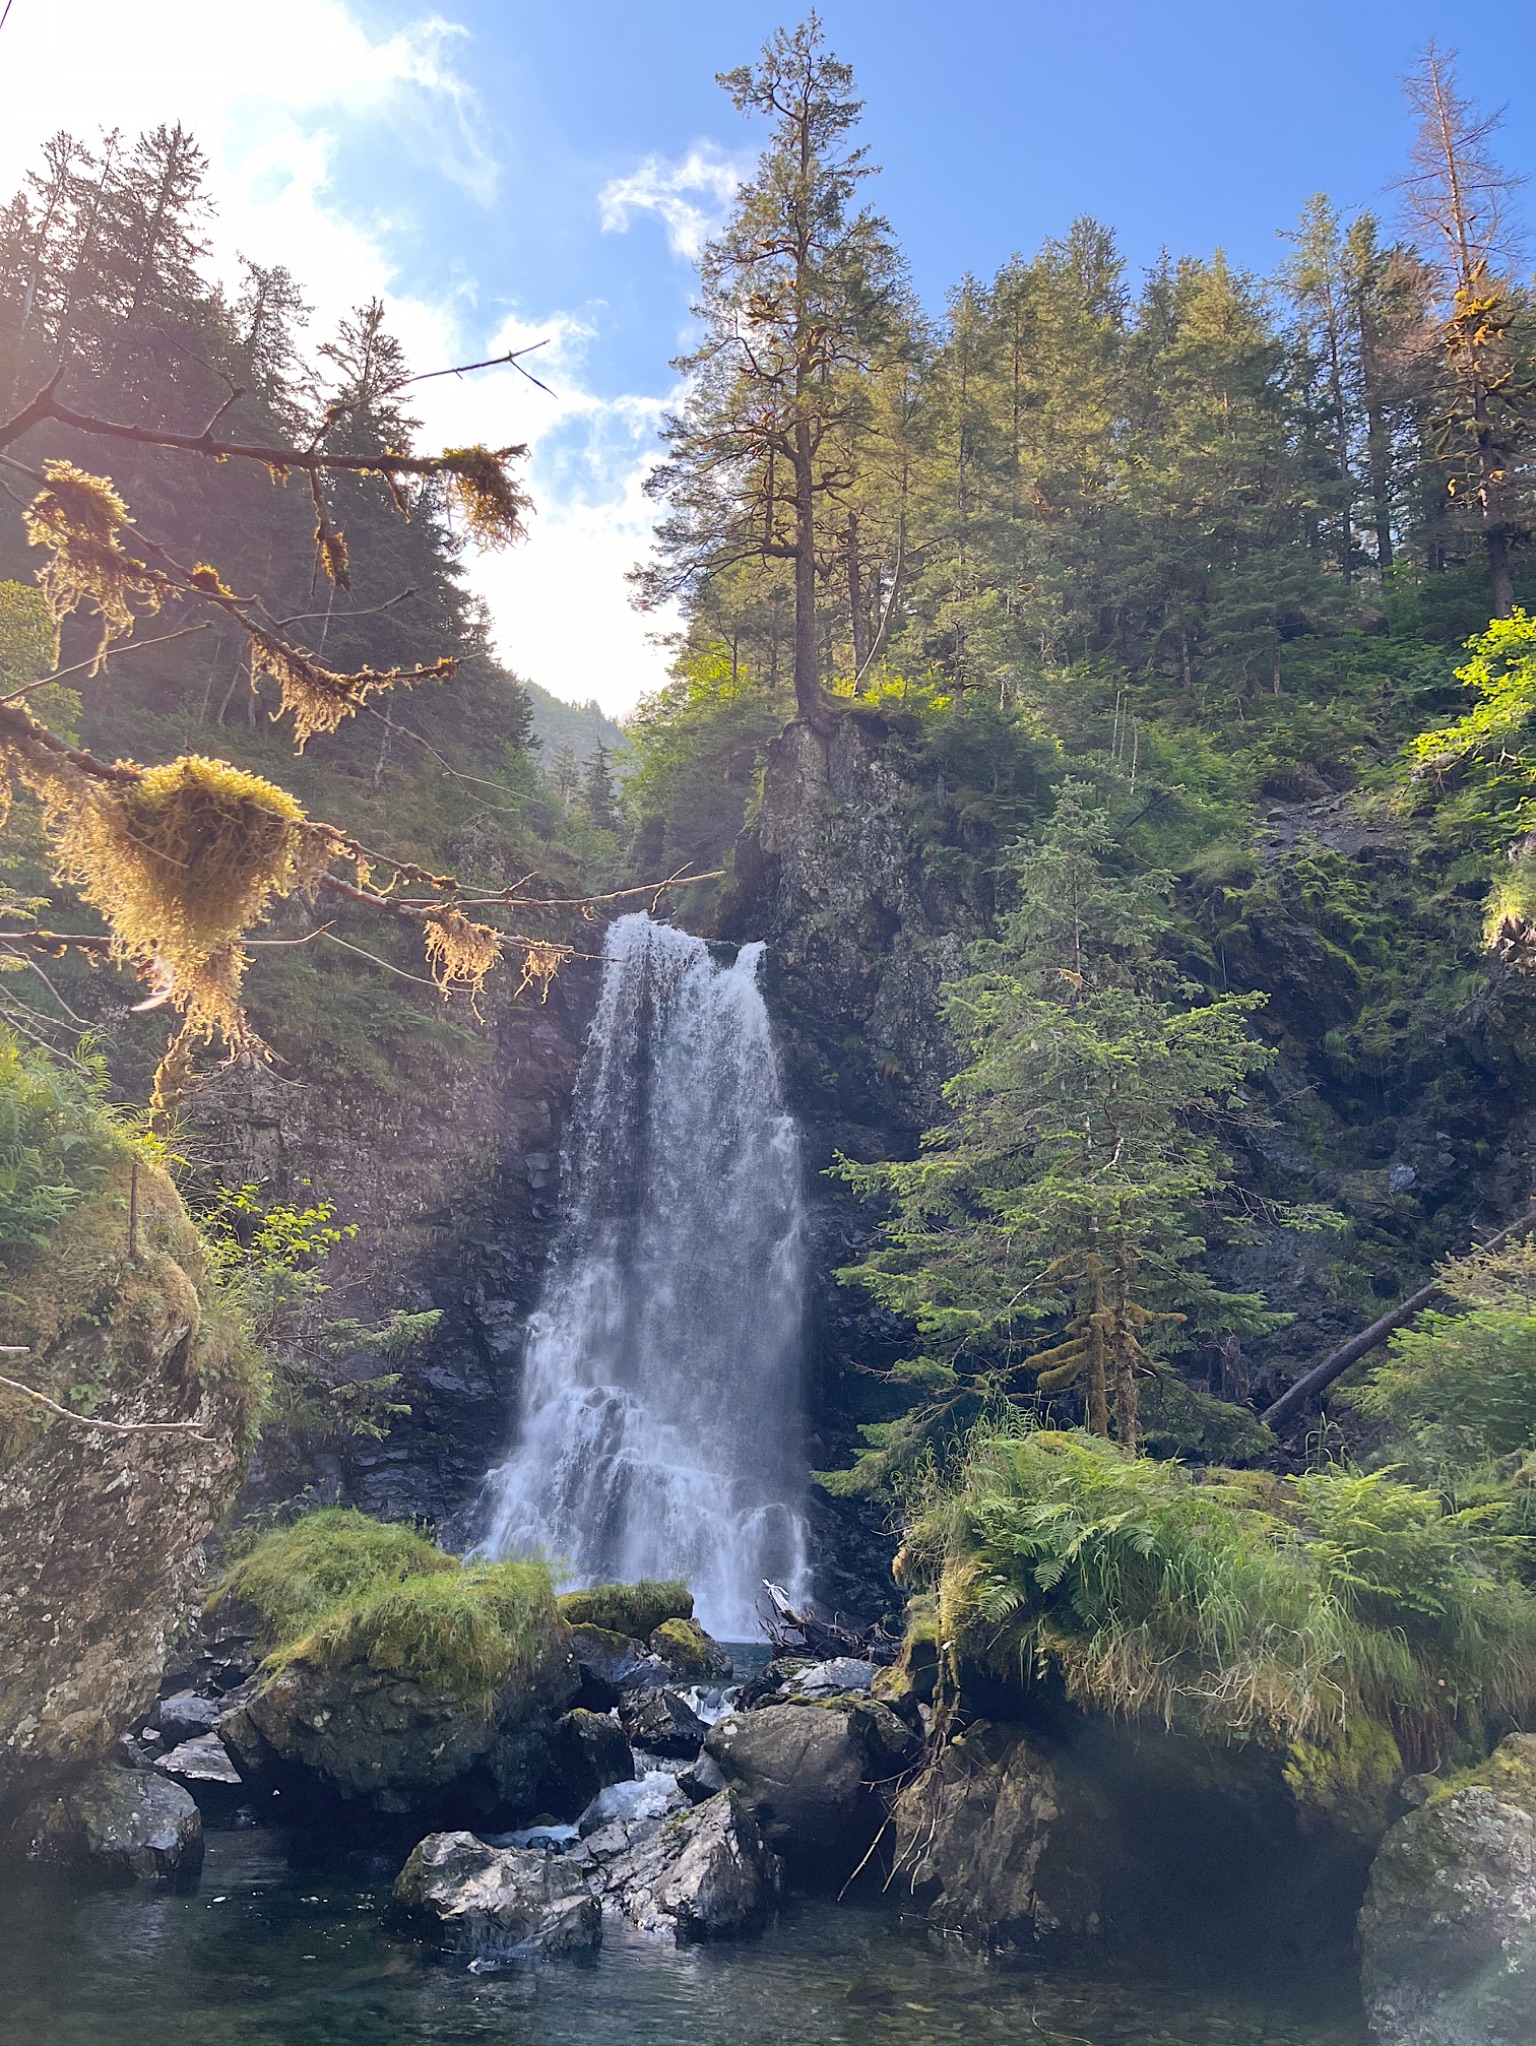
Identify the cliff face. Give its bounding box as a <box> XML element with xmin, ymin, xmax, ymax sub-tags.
<box><xmin>0</xmin><ymin>1161</ymin><xmax>249</xmax><ymax>1835</ymax></box>
<box><xmin>189</xmin><ymin>962</ymin><xmax>599</xmax><ymax>1541</ymax></box>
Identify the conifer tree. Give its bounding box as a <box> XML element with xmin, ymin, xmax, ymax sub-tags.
<box><xmin>635</xmin><ymin>15</ymin><xmax>909</xmax><ymax>726</ymax></box>
<box><xmin>580</xmin><ymin>741</ymin><xmax>618</xmax><ymax>834</ymax></box>
<box><xmin>1400</xmin><ymin>43</ymin><xmax>1534</xmax><ymax>617</ymax></box>
<box><xmin>838</xmin><ymin>783</ymin><xmax>1273</xmax><ymax>1462</ymax></box>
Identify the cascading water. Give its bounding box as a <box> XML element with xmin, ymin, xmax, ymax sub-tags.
<box><xmin>480</xmin><ymin>912</ymin><xmax>811</xmax><ymax>1637</ymax></box>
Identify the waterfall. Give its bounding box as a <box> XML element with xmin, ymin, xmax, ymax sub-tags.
<box><xmin>480</xmin><ymin>913</ymin><xmax>811</xmax><ymax>1638</ymax></box>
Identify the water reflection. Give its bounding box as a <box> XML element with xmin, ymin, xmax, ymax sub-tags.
<box><xmin>0</xmin><ymin>1833</ymin><xmax>1367</xmax><ymax>2046</ymax></box>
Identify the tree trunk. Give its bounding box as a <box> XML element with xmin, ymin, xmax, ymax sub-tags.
<box><xmin>847</xmin><ymin>512</ymin><xmax>869</xmax><ymax>673</ymax></box>
<box><xmin>1085</xmin><ymin>1253</ymin><xmax>1110</xmax><ymax>1439</ymax></box>
<box><xmin>792</xmin><ymin>414</ymin><xmax>822</xmax><ymax>723</ymax></box>
<box><xmin>1365</xmin><ymin>401</ymin><xmax>1395</xmax><ymax>573</ymax></box>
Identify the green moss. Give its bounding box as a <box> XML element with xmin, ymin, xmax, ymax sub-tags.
<box><xmin>216</xmin><ymin>1508</ymin><xmax>560</xmax><ymax>1711</ymax></box>
<box><xmin>556</xmin><ymin>1579</ymin><xmax>693</xmax><ymax>1638</ymax></box>
<box><xmin>1428</xmin><ymin>1732</ymin><xmax>1536</xmax><ymax>1814</ymax></box>
<box><xmin>649</xmin><ymin>1616</ymin><xmax>726</xmax><ymax>1674</ymax></box>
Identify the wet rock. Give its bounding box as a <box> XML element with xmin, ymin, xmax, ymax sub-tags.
<box><xmin>1359</xmin><ymin>1735</ymin><xmax>1536</xmax><ymax>2046</ymax></box>
<box><xmin>27</xmin><ymin>1762</ymin><xmax>203</xmax><ymax>1887</ymax></box>
<box><xmin>567</xmin><ymin>1626</ymin><xmax>648</xmax><ymax>1708</ymax></box>
<box><xmin>388</xmin><ymin>1830</ymin><xmax>600</xmax><ymax>1957</ymax></box>
<box><xmin>782</xmin><ymin>1657</ymin><xmax>878</xmax><ymax>1699</ymax></box>
<box><xmin>154</xmin><ymin>1734</ymin><xmax>245</xmax><ymax>1820</ymax></box>
<box><xmin>618</xmin><ymin>1686</ymin><xmax>708</xmax><ymax>1759</ymax></box>
<box><xmin>604</xmin><ymin>1791</ymin><xmax>779</xmax><ymax>1941</ymax></box>
<box><xmin>677</xmin><ymin>1752</ymin><xmax>729</xmax><ymax>1803</ymax></box>
<box><xmin>703</xmin><ymin>1702</ymin><xmax>872</xmax><ymax>1883</ymax></box>
<box><xmin>544</xmin><ymin>1708</ymin><xmax>633</xmax><ymax>1815</ymax></box>
<box><xmin>735</xmin><ymin>1657</ymin><xmax>813</xmax><ymax>1710</ymax></box>
<box><xmin>154</xmin><ymin>1692</ymin><xmax>222</xmax><ymax>1745</ymax></box>
<box><xmin>889</xmin><ymin>1720</ymin><xmax>1100</xmax><ymax>1956</ymax></box>
<box><xmin>649</xmin><ymin>1619</ymin><xmax>733</xmax><ymax>1681</ymax></box>
<box><xmin>616</xmin><ymin>1653</ymin><xmax>674</xmax><ymax>1695</ymax></box>
<box><xmin>577</xmin><ymin>1771</ymin><xmax>689</xmax><ymax>1866</ymax></box>
<box><xmin>218</xmin><ymin>1628</ymin><xmax>579</xmax><ymax>1825</ymax></box>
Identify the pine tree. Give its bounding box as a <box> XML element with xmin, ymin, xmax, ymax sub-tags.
<box><xmin>580</xmin><ymin>741</ymin><xmax>618</xmax><ymax>833</ymax></box>
<box><xmin>635</xmin><ymin>16</ymin><xmax>909</xmax><ymax>726</ymax></box>
<box><xmin>839</xmin><ymin>783</ymin><xmax>1274</xmax><ymax>1458</ymax></box>
<box><xmin>1399</xmin><ymin>43</ymin><xmax>1534</xmax><ymax>617</ymax></box>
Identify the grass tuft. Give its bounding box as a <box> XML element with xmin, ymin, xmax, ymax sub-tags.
<box><xmin>556</xmin><ymin>1579</ymin><xmax>693</xmax><ymax>1638</ymax></box>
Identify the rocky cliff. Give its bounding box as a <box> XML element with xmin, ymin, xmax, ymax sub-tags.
<box><xmin>0</xmin><ymin>1159</ymin><xmax>250</xmax><ymax>1838</ymax></box>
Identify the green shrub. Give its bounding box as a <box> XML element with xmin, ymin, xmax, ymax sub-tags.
<box><xmin>1341</xmin><ymin>1236</ymin><xmax>1536</xmax><ymax>1488</ymax></box>
<box><xmin>900</xmin><ymin>1423</ymin><xmax>1536</xmax><ymax>1774</ymax></box>
<box><xmin>216</xmin><ymin>1508</ymin><xmax>559</xmax><ymax>1711</ymax></box>
<box><xmin>556</xmin><ymin>1579</ymin><xmax>693</xmax><ymax>1638</ymax></box>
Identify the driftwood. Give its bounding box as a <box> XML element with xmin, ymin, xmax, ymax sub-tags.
<box><xmin>1261</xmin><ymin>1203</ymin><xmax>1536</xmax><ymax>1436</ymax></box>
<box><xmin>761</xmin><ymin>1580</ymin><xmax>900</xmax><ymax>1664</ymax></box>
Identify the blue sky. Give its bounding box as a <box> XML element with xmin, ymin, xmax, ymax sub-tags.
<box><xmin>3</xmin><ymin>1</ymin><xmax>1535</xmax><ymax>711</ymax></box>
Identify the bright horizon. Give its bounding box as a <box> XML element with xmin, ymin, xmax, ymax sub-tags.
<box><xmin>2</xmin><ymin>0</ymin><xmax>1534</xmax><ymax>718</ymax></box>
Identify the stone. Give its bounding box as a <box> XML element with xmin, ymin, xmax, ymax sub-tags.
<box><xmin>218</xmin><ymin>1626</ymin><xmax>579</xmax><ymax>1824</ymax></box>
<box><xmin>154</xmin><ymin>1734</ymin><xmax>245</xmax><ymax>1820</ymax></box>
<box><xmin>703</xmin><ymin>1702</ymin><xmax>873</xmax><ymax>1883</ymax></box>
<box><xmin>567</xmin><ymin>1625</ymin><xmax>648</xmax><ymax>1708</ymax></box>
<box><xmin>677</xmin><ymin>1752</ymin><xmax>729</xmax><ymax>1803</ymax></box>
<box><xmin>155</xmin><ymin>1692</ymin><xmax>221</xmax><ymax>1745</ymax></box>
<box><xmin>545</xmin><ymin>1708</ymin><xmax>633</xmax><ymax>1815</ymax></box>
<box><xmin>388</xmin><ymin>1830</ymin><xmax>600</xmax><ymax>1958</ymax></box>
<box><xmin>648</xmin><ymin>1619</ymin><xmax>733</xmax><ymax>1681</ymax></box>
<box><xmin>616</xmin><ymin>1653</ymin><xmax>674</xmax><ymax>1695</ymax></box>
<box><xmin>618</xmin><ymin>1686</ymin><xmax>708</xmax><ymax>1759</ymax></box>
<box><xmin>781</xmin><ymin>1657</ymin><xmax>878</xmax><ymax>1699</ymax></box>
<box><xmin>1359</xmin><ymin>1736</ymin><xmax>1536</xmax><ymax>2046</ymax></box>
<box><xmin>888</xmin><ymin>1720</ymin><xmax>1099</xmax><ymax>1956</ymax></box>
<box><xmin>28</xmin><ymin>1762</ymin><xmax>203</xmax><ymax>1887</ymax></box>
<box><xmin>603</xmin><ymin>1791</ymin><xmax>779</xmax><ymax>1941</ymax></box>
<box><xmin>577</xmin><ymin>1771</ymin><xmax>688</xmax><ymax>1862</ymax></box>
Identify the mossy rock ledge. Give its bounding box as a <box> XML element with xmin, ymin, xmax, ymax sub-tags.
<box><xmin>0</xmin><ymin>1160</ymin><xmax>250</xmax><ymax>1846</ymax></box>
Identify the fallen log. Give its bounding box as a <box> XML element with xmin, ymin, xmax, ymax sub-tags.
<box><xmin>1261</xmin><ymin>1203</ymin><xmax>1536</xmax><ymax>1436</ymax></box>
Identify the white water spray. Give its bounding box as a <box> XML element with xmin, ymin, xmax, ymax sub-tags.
<box><xmin>480</xmin><ymin>914</ymin><xmax>811</xmax><ymax>1637</ymax></box>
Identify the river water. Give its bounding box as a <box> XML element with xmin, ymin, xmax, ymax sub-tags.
<box><xmin>480</xmin><ymin>914</ymin><xmax>811</xmax><ymax>1636</ymax></box>
<box><xmin>2</xmin><ymin>1831</ymin><xmax>1368</xmax><ymax>2046</ymax></box>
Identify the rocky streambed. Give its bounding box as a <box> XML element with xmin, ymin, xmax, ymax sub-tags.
<box><xmin>13</xmin><ymin>1594</ymin><xmax>1536</xmax><ymax>2046</ymax></box>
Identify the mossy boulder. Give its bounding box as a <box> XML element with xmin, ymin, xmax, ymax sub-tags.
<box><xmin>213</xmin><ymin>1512</ymin><xmax>580</xmax><ymax>1826</ymax></box>
<box><xmin>1359</xmin><ymin>1737</ymin><xmax>1536</xmax><ymax>2046</ymax></box>
<box><xmin>556</xmin><ymin>1581</ymin><xmax>693</xmax><ymax>1639</ymax></box>
<box><xmin>0</xmin><ymin>1156</ymin><xmax>251</xmax><ymax>1842</ymax></box>
<box><xmin>649</xmin><ymin>1618</ymin><xmax>731</xmax><ymax>1680</ymax></box>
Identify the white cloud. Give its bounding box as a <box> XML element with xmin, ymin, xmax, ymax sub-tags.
<box><xmin>0</xmin><ymin>0</ymin><xmax>677</xmax><ymax>716</ymax></box>
<box><xmin>600</xmin><ymin>145</ymin><xmax>744</xmax><ymax>260</ymax></box>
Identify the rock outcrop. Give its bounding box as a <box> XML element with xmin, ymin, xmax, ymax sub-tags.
<box><xmin>601</xmin><ymin>1790</ymin><xmax>779</xmax><ymax>1940</ymax></box>
<box><xmin>703</xmin><ymin>1696</ymin><xmax>914</xmax><ymax>1883</ymax></box>
<box><xmin>889</xmin><ymin>1720</ymin><xmax>1102</xmax><ymax>1956</ymax></box>
<box><xmin>1360</xmin><ymin>1735</ymin><xmax>1536</xmax><ymax>2046</ymax></box>
<box><xmin>0</xmin><ymin>1160</ymin><xmax>249</xmax><ymax>1845</ymax></box>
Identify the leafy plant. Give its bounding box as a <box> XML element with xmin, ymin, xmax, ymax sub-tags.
<box><xmin>0</xmin><ymin>1023</ymin><xmax>125</xmax><ymax>1256</ymax></box>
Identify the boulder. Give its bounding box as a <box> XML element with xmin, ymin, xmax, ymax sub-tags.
<box><xmin>544</xmin><ymin>1708</ymin><xmax>633</xmax><ymax>1815</ymax></box>
<box><xmin>154</xmin><ymin>1733</ymin><xmax>244</xmax><ymax>1818</ymax></box>
<box><xmin>1359</xmin><ymin>1735</ymin><xmax>1536</xmax><ymax>2046</ymax></box>
<box><xmin>27</xmin><ymin>1761</ymin><xmax>203</xmax><ymax>1887</ymax></box>
<box><xmin>389</xmin><ymin>1830</ymin><xmax>600</xmax><ymax>1958</ymax></box>
<box><xmin>649</xmin><ymin>1619</ymin><xmax>732</xmax><ymax>1681</ymax></box>
<box><xmin>781</xmin><ymin>1657</ymin><xmax>878</xmax><ymax>1700</ymax></box>
<box><xmin>218</xmin><ymin>1628</ymin><xmax>579</xmax><ymax>1824</ymax></box>
<box><xmin>619</xmin><ymin>1686</ymin><xmax>708</xmax><ymax>1759</ymax></box>
<box><xmin>889</xmin><ymin>1720</ymin><xmax>1100</xmax><ymax>1956</ymax></box>
<box><xmin>703</xmin><ymin>1702</ymin><xmax>876</xmax><ymax>1883</ymax></box>
<box><xmin>567</xmin><ymin>1625</ymin><xmax>648</xmax><ymax>1709</ymax></box>
<box><xmin>616</xmin><ymin>1653</ymin><xmax>674</xmax><ymax>1695</ymax></box>
<box><xmin>603</xmin><ymin>1791</ymin><xmax>779</xmax><ymax>1941</ymax></box>
<box><xmin>154</xmin><ymin>1692</ymin><xmax>222</xmax><ymax>1745</ymax></box>
<box><xmin>577</xmin><ymin>1771</ymin><xmax>689</xmax><ymax>1864</ymax></box>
